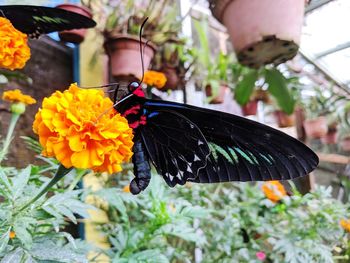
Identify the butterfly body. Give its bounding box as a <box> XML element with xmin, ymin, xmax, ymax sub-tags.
<box><xmin>0</xmin><ymin>5</ymin><xmax>96</xmax><ymax>38</ymax></box>
<box><xmin>115</xmin><ymin>83</ymin><xmax>319</xmax><ymax>194</ymax></box>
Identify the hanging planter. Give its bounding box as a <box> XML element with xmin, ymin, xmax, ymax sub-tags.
<box><xmin>205</xmin><ymin>84</ymin><xmax>228</xmax><ymax>104</ymax></box>
<box><xmin>209</xmin><ymin>0</ymin><xmax>309</xmax><ymax>68</ymax></box>
<box><xmin>303</xmin><ymin>116</ymin><xmax>328</xmax><ymax>139</ymax></box>
<box><xmin>56</xmin><ymin>4</ymin><xmax>93</xmax><ymax>44</ymax></box>
<box><xmin>242</xmin><ymin>100</ymin><xmax>258</xmax><ymax>116</ymax></box>
<box><xmin>104</xmin><ymin>34</ymin><xmax>156</xmax><ymax>80</ymax></box>
<box><xmin>274</xmin><ymin>110</ymin><xmax>295</xmax><ymax>128</ymax></box>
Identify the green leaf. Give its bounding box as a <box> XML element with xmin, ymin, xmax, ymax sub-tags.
<box><xmin>0</xmin><ymin>169</ymin><xmax>14</xmax><ymax>199</ymax></box>
<box><xmin>0</xmin><ymin>247</ymin><xmax>24</xmax><ymax>263</ymax></box>
<box><xmin>126</xmin><ymin>249</ymin><xmax>169</xmax><ymax>263</ymax></box>
<box><xmin>12</xmin><ymin>166</ymin><xmax>31</xmax><ymax>200</ymax></box>
<box><xmin>14</xmin><ymin>218</ymin><xmax>34</xmax><ymax>248</ymax></box>
<box><xmin>265</xmin><ymin>68</ymin><xmax>296</xmax><ymax>114</ymax></box>
<box><xmin>234</xmin><ymin>70</ymin><xmax>258</xmax><ymax>105</ymax></box>
<box><xmin>0</xmin><ymin>228</ymin><xmax>10</xmax><ymax>253</ymax></box>
<box><xmin>193</xmin><ymin>19</ymin><xmax>210</xmax><ymax>68</ymax></box>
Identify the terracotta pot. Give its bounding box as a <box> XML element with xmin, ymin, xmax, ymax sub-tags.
<box><xmin>205</xmin><ymin>84</ymin><xmax>228</xmax><ymax>104</ymax></box>
<box><xmin>341</xmin><ymin>136</ymin><xmax>350</xmax><ymax>151</ymax></box>
<box><xmin>209</xmin><ymin>0</ymin><xmax>308</xmax><ymax>68</ymax></box>
<box><xmin>253</xmin><ymin>89</ymin><xmax>270</xmax><ymax>104</ymax></box>
<box><xmin>274</xmin><ymin>110</ymin><xmax>295</xmax><ymax>128</ymax></box>
<box><xmin>161</xmin><ymin>65</ymin><xmax>179</xmax><ymax>90</ymax></box>
<box><xmin>56</xmin><ymin>4</ymin><xmax>92</xmax><ymax>44</ymax></box>
<box><xmin>303</xmin><ymin>116</ymin><xmax>328</xmax><ymax>139</ymax></box>
<box><xmin>242</xmin><ymin>100</ymin><xmax>258</xmax><ymax>116</ymax></box>
<box><xmin>321</xmin><ymin>130</ymin><xmax>338</xmax><ymax>145</ymax></box>
<box><xmin>104</xmin><ymin>34</ymin><xmax>156</xmax><ymax>80</ymax></box>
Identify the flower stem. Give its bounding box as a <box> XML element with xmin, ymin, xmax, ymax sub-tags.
<box><xmin>18</xmin><ymin>164</ymin><xmax>73</xmax><ymax>213</ymax></box>
<box><xmin>68</xmin><ymin>169</ymin><xmax>87</xmax><ymax>191</ymax></box>
<box><xmin>0</xmin><ymin>113</ymin><xmax>20</xmax><ymax>164</ymax></box>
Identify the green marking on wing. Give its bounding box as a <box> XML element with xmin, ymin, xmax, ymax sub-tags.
<box><xmin>259</xmin><ymin>153</ymin><xmax>273</xmax><ymax>165</ymax></box>
<box><xmin>33</xmin><ymin>16</ymin><xmax>69</xmax><ymax>24</ymax></box>
<box><xmin>247</xmin><ymin>150</ymin><xmax>259</xmax><ymax>165</ymax></box>
<box><xmin>234</xmin><ymin>147</ymin><xmax>255</xmax><ymax>165</ymax></box>
<box><xmin>267</xmin><ymin>154</ymin><xmax>275</xmax><ymax>163</ymax></box>
<box><xmin>228</xmin><ymin>148</ymin><xmax>239</xmax><ymax>163</ymax></box>
<box><xmin>209</xmin><ymin>143</ymin><xmax>234</xmax><ymax>164</ymax></box>
<box><xmin>208</xmin><ymin>143</ymin><xmax>218</xmax><ymax>161</ymax></box>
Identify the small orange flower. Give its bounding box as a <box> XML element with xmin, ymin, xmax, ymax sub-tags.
<box><xmin>340</xmin><ymin>219</ymin><xmax>350</xmax><ymax>232</ymax></box>
<box><xmin>262</xmin><ymin>181</ymin><xmax>287</xmax><ymax>203</ymax></box>
<box><xmin>33</xmin><ymin>83</ymin><xmax>134</xmax><ymax>174</ymax></box>
<box><xmin>143</xmin><ymin>70</ymin><xmax>167</xmax><ymax>89</ymax></box>
<box><xmin>2</xmin><ymin>89</ymin><xmax>36</xmax><ymax>105</ymax></box>
<box><xmin>0</xmin><ymin>17</ymin><xmax>31</xmax><ymax>70</ymax></box>
<box><xmin>123</xmin><ymin>185</ymin><xmax>130</xmax><ymax>193</ymax></box>
<box><xmin>9</xmin><ymin>231</ymin><xmax>16</xmax><ymax>239</ymax></box>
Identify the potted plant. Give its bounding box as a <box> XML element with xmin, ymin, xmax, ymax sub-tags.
<box><xmin>303</xmin><ymin>86</ymin><xmax>345</xmax><ymax>139</ymax></box>
<box><xmin>338</xmin><ymin>101</ymin><xmax>350</xmax><ymax>151</ymax></box>
<box><xmin>274</xmin><ymin>110</ymin><xmax>296</xmax><ymax>128</ymax></box>
<box><xmin>153</xmin><ymin>39</ymin><xmax>198</xmax><ymax>90</ymax></box>
<box><xmin>321</xmin><ymin>121</ymin><xmax>338</xmax><ymax>145</ymax></box>
<box><xmin>56</xmin><ymin>3</ymin><xmax>93</xmax><ymax>44</ymax></box>
<box><xmin>208</xmin><ymin>0</ymin><xmax>310</xmax><ymax>68</ymax></box>
<box><xmin>233</xmin><ymin>65</ymin><xmax>296</xmax><ymax>116</ymax></box>
<box><xmin>194</xmin><ymin>20</ymin><xmax>231</xmax><ymax>104</ymax></box>
<box><xmin>242</xmin><ymin>100</ymin><xmax>258</xmax><ymax>116</ymax></box>
<box><xmin>83</xmin><ymin>0</ymin><xmax>183</xmax><ymax>81</ymax></box>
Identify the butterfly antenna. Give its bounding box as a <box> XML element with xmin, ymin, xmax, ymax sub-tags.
<box><xmin>0</xmin><ymin>9</ymin><xmax>6</xmax><ymax>18</ymax></box>
<box><xmin>139</xmin><ymin>17</ymin><xmax>149</xmax><ymax>85</ymax></box>
<box><xmin>93</xmin><ymin>93</ymin><xmax>134</xmax><ymax>125</ymax></box>
<box><xmin>79</xmin><ymin>83</ymin><xmax>119</xmax><ymax>90</ymax></box>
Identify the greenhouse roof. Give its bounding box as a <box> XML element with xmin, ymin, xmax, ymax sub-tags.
<box><xmin>301</xmin><ymin>0</ymin><xmax>350</xmax><ymax>86</ymax></box>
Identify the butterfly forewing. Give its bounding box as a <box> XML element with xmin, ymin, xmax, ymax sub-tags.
<box><xmin>142</xmin><ymin>99</ymin><xmax>318</xmax><ymax>185</ymax></box>
<box><xmin>0</xmin><ymin>5</ymin><xmax>96</xmax><ymax>37</ymax></box>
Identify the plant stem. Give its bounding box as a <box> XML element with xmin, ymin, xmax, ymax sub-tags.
<box><xmin>0</xmin><ymin>113</ymin><xmax>20</xmax><ymax>164</ymax></box>
<box><xmin>17</xmin><ymin>164</ymin><xmax>73</xmax><ymax>213</ymax></box>
<box><xmin>68</xmin><ymin>169</ymin><xmax>87</xmax><ymax>191</ymax></box>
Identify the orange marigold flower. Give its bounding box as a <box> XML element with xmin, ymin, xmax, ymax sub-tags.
<box><xmin>33</xmin><ymin>83</ymin><xmax>134</xmax><ymax>174</ymax></box>
<box><xmin>2</xmin><ymin>89</ymin><xmax>36</xmax><ymax>105</ymax></box>
<box><xmin>9</xmin><ymin>231</ymin><xmax>16</xmax><ymax>239</ymax></box>
<box><xmin>0</xmin><ymin>17</ymin><xmax>31</xmax><ymax>70</ymax></box>
<box><xmin>123</xmin><ymin>185</ymin><xmax>130</xmax><ymax>193</ymax></box>
<box><xmin>143</xmin><ymin>70</ymin><xmax>167</xmax><ymax>89</ymax></box>
<box><xmin>262</xmin><ymin>181</ymin><xmax>287</xmax><ymax>203</ymax></box>
<box><xmin>340</xmin><ymin>219</ymin><xmax>350</xmax><ymax>232</ymax></box>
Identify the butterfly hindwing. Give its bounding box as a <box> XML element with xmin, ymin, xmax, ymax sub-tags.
<box><xmin>0</xmin><ymin>5</ymin><xmax>96</xmax><ymax>37</ymax></box>
<box><xmin>140</xmin><ymin>109</ymin><xmax>210</xmax><ymax>187</ymax></box>
<box><xmin>143</xmin><ymin>99</ymin><xmax>318</xmax><ymax>185</ymax></box>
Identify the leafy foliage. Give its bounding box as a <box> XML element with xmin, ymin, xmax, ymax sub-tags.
<box><xmin>94</xmin><ymin>174</ymin><xmax>209</xmax><ymax>262</ymax></box>
<box><xmin>0</xmin><ymin>143</ymin><xmax>94</xmax><ymax>262</ymax></box>
<box><xmin>93</xmin><ymin>166</ymin><xmax>350</xmax><ymax>263</ymax></box>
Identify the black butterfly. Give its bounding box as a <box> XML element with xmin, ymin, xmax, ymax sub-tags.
<box><xmin>113</xmin><ymin>82</ymin><xmax>319</xmax><ymax>195</ymax></box>
<box><xmin>0</xmin><ymin>5</ymin><xmax>96</xmax><ymax>38</ymax></box>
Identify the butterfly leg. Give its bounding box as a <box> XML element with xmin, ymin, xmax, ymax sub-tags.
<box><xmin>130</xmin><ymin>137</ymin><xmax>151</xmax><ymax>195</ymax></box>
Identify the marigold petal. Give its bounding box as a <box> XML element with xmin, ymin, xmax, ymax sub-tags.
<box><xmin>33</xmin><ymin>84</ymin><xmax>134</xmax><ymax>174</ymax></box>
<box><xmin>0</xmin><ymin>17</ymin><xmax>30</xmax><ymax>70</ymax></box>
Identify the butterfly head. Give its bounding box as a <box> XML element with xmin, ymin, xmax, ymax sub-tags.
<box><xmin>128</xmin><ymin>81</ymin><xmax>145</xmax><ymax>98</ymax></box>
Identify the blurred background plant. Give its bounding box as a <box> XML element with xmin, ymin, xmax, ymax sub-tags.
<box><xmin>82</xmin><ymin>0</ymin><xmax>184</xmax><ymax>45</ymax></box>
<box><xmin>87</xmin><ymin>167</ymin><xmax>350</xmax><ymax>262</ymax></box>
<box><xmin>92</xmin><ymin>171</ymin><xmax>209</xmax><ymax>262</ymax></box>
